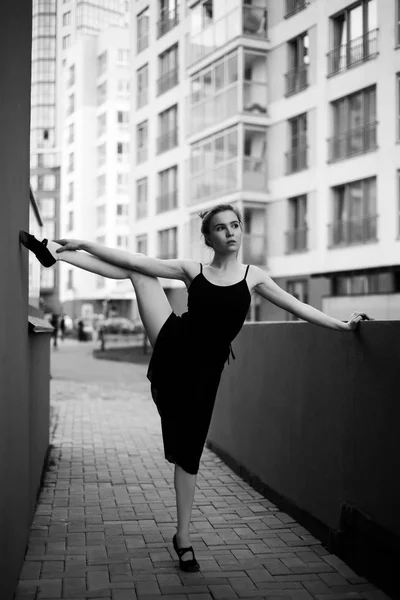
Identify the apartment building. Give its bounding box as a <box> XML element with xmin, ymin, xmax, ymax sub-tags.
<box><xmin>59</xmin><ymin>27</ymin><xmax>133</xmax><ymax>319</ymax></box>
<box><xmin>131</xmin><ymin>0</ymin><xmax>400</xmax><ymax>322</ymax></box>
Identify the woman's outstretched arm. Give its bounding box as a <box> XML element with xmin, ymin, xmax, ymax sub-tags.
<box><xmin>252</xmin><ymin>266</ymin><xmax>372</xmax><ymax>331</ymax></box>
<box><xmin>55</xmin><ymin>238</ymin><xmax>197</xmax><ymax>281</ymax></box>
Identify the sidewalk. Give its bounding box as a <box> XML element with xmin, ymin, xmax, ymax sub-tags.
<box><xmin>14</xmin><ymin>341</ymin><xmax>390</xmax><ymax>600</ymax></box>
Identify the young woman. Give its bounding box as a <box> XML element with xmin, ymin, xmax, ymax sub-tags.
<box><xmin>20</xmin><ymin>203</ymin><xmax>372</xmax><ymax>572</ymax></box>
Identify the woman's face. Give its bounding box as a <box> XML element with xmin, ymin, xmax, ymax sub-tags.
<box><xmin>207</xmin><ymin>210</ymin><xmax>242</xmax><ymax>253</ymax></box>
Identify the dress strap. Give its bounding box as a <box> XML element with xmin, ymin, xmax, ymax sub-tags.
<box><xmin>244</xmin><ymin>265</ymin><xmax>250</xmax><ymax>280</ymax></box>
<box><xmin>199</xmin><ymin>262</ymin><xmax>203</xmax><ymax>274</ymax></box>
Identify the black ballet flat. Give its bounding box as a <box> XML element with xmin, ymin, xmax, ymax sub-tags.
<box><xmin>172</xmin><ymin>533</ymin><xmax>200</xmax><ymax>572</ymax></box>
<box><xmin>19</xmin><ymin>231</ymin><xmax>56</xmax><ymax>268</ymax></box>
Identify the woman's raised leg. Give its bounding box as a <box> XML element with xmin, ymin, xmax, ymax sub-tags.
<box><xmin>47</xmin><ymin>240</ymin><xmax>130</xmax><ymax>279</ymax></box>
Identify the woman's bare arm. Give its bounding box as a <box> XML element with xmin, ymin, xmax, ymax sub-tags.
<box><xmin>252</xmin><ymin>266</ymin><xmax>371</xmax><ymax>331</ymax></box>
<box><xmin>55</xmin><ymin>238</ymin><xmax>197</xmax><ymax>281</ymax></box>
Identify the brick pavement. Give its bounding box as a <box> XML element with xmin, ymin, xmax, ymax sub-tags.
<box><xmin>14</xmin><ymin>341</ymin><xmax>391</xmax><ymax>600</ymax></box>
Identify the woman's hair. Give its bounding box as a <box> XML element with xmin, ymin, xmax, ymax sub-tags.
<box><xmin>198</xmin><ymin>204</ymin><xmax>243</xmax><ymax>248</ymax></box>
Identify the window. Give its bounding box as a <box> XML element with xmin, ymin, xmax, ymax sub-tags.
<box><xmin>330</xmin><ymin>177</ymin><xmax>377</xmax><ymax>246</ymax></box>
<box><xmin>136</xmin><ymin>234</ymin><xmax>148</xmax><ymax>255</ymax></box>
<box><xmin>67</xmin><ymin>210</ymin><xmax>74</xmax><ymax>231</ymax></box>
<box><xmin>287</xmin><ymin>280</ymin><xmax>308</xmax><ymax>320</ymax></box>
<box><xmin>158</xmin><ymin>44</ymin><xmax>179</xmax><ymax>95</ymax></box>
<box><xmin>63</xmin><ymin>11</ymin><xmax>71</xmax><ymax>26</ymax></box>
<box><xmin>398</xmin><ymin>169</ymin><xmax>400</xmax><ymax>235</ymax></box>
<box><xmin>68</xmin><ymin>152</ymin><xmax>74</xmax><ymax>172</ymax></box>
<box><xmin>117</xmin><ymin>173</ymin><xmax>129</xmax><ymax>192</ymax></box>
<box><xmin>117</xmin><ymin>142</ymin><xmax>129</xmax><ymax>162</ymax></box>
<box><xmin>286</xmin><ymin>113</ymin><xmax>307</xmax><ymax>173</ymax></box>
<box><xmin>286</xmin><ymin>32</ymin><xmax>309</xmax><ymax>96</ymax></box>
<box><xmin>97</xmin><ymin>205</ymin><xmax>106</xmax><ymax>227</ymax></box>
<box><xmin>157</xmin><ymin>166</ymin><xmax>178</xmax><ymax>213</ymax></box>
<box><xmin>157</xmin><ymin>0</ymin><xmax>179</xmax><ymax>38</ymax></box>
<box><xmin>286</xmin><ymin>195</ymin><xmax>307</xmax><ymax>253</ymax></box>
<box><xmin>62</xmin><ymin>34</ymin><xmax>71</xmax><ymax>49</ymax></box>
<box><xmin>68</xmin><ymin>181</ymin><xmax>74</xmax><ymax>202</ymax></box>
<box><xmin>397</xmin><ymin>0</ymin><xmax>400</xmax><ymax>46</ymax></box>
<box><xmin>97</xmin><ymin>174</ymin><xmax>106</xmax><ymax>196</ymax></box>
<box><xmin>332</xmin><ymin>272</ymin><xmax>393</xmax><ymax>296</ymax></box>
<box><xmin>67</xmin><ymin>269</ymin><xmax>74</xmax><ymax>290</ymax></box>
<box><xmin>136</xmin><ymin>178</ymin><xmax>148</xmax><ymax>219</ymax></box>
<box><xmin>117</xmin><ymin>110</ymin><xmax>129</xmax><ymax>128</ymax></box>
<box><xmin>158</xmin><ymin>227</ymin><xmax>177</xmax><ymax>259</ymax></box>
<box><xmin>68</xmin><ymin>122</ymin><xmax>74</xmax><ymax>143</ymax></box>
<box><xmin>329</xmin><ymin>86</ymin><xmax>377</xmax><ymax>161</ymax></box>
<box><xmin>157</xmin><ymin>105</ymin><xmax>178</xmax><ymax>153</ymax></box>
<box><xmin>39</xmin><ymin>198</ymin><xmax>55</xmax><ymax>219</ymax></box>
<box><xmin>136</xmin><ymin>121</ymin><xmax>148</xmax><ymax>163</ymax></box>
<box><xmin>97</xmin><ymin>112</ymin><xmax>106</xmax><ymax>136</ymax></box>
<box><xmin>118</xmin><ymin>49</ymin><xmax>130</xmax><ymax>63</ymax></box>
<box><xmin>137</xmin><ymin>64</ymin><xmax>149</xmax><ymax>108</ymax></box>
<box><xmin>97</xmin><ymin>81</ymin><xmax>107</xmax><ymax>105</ymax></box>
<box><xmin>40</xmin><ymin>174</ymin><xmax>56</xmax><ymax>191</ymax></box>
<box><xmin>67</xmin><ymin>93</ymin><xmax>75</xmax><ymax>115</ymax></box>
<box><xmin>97</xmin><ymin>50</ymin><xmax>107</xmax><ymax>76</ymax></box>
<box><xmin>117</xmin><ymin>79</ymin><xmax>130</xmax><ymax>96</ymax></box>
<box><xmin>117</xmin><ymin>235</ymin><xmax>129</xmax><ymax>247</ymax></box>
<box><xmin>397</xmin><ymin>73</ymin><xmax>400</xmax><ymax>140</ymax></box>
<box><xmin>116</xmin><ymin>204</ymin><xmax>129</xmax><ymax>217</ymax></box>
<box><xmin>285</xmin><ymin>0</ymin><xmax>307</xmax><ymax>19</ymax></box>
<box><xmin>67</xmin><ymin>64</ymin><xmax>75</xmax><ymax>87</ymax></box>
<box><xmin>97</xmin><ymin>143</ymin><xmax>106</xmax><ymax>166</ymax></box>
<box><xmin>137</xmin><ymin>8</ymin><xmax>149</xmax><ymax>53</ymax></box>
<box><xmin>328</xmin><ymin>0</ymin><xmax>378</xmax><ymax>76</ymax></box>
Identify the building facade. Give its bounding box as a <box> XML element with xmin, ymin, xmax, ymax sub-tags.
<box><xmin>130</xmin><ymin>0</ymin><xmax>400</xmax><ymax>321</ymax></box>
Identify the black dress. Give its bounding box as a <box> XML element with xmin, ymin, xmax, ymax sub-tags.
<box><xmin>147</xmin><ymin>262</ymin><xmax>251</xmax><ymax>475</ymax></box>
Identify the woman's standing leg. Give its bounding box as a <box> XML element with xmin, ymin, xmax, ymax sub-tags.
<box><xmin>174</xmin><ymin>465</ymin><xmax>197</xmax><ymax>550</ymax></box>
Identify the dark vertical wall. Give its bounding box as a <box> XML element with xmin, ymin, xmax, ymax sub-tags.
<box><xmin>0</xmin><ymin>1</ymin><xmax>33</xmax><ymax>598</ymax></box>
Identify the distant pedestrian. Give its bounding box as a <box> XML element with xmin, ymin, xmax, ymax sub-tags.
<box><xmin>50</xmin><ymin>313</ymin><xmax>59</xmax><ymax>348</ymax></box>
<box><xmin>77</xmin><ymin>319</ymin><xmax>85</xmax><ymax>342</ymax></box>
<box><xmin>60</xmin><ymin>315</ymin><xmax>66</xmax><ymax>341</ymax></box>
<box><xmin>20</xmin><ymin>205</ymin><xmax>373</xmax><ymax>573</ymax></box>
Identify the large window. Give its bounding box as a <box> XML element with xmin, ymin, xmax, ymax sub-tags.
<box><xmin>397</xmin><ymin>0</ymin><xmax>400</xmax><ymax>46</ymax></box>
<box><xmin>328</xmin><ymin>0</ymin><xmax>377</xmax><ymax>76</ymax></box>
<box><xmin>117</xmin><ymin>142</ymin><xmax>129</xmax><ymax>163</ymax></box>
<box><xmin>97</xmin><ymin>50</ymin><xmax>107</xmax><ymax>76</ymax></box>
<box><xmin>329</xmin><ymin>86</ymin><xmax>377</xmax><ymax>161</ymax></box>
<box><xmin>285</xmin><ymin>0</ymin><xmax>307</xmax><ymax>19</ymax></box>
<box><xmin>158</xmin><ymin>227</ymin><xmax>177</xmax><ymax>259</ymax></box>
<box><xmin>97</xmin><ymin>81</ymin><xmax>107</xmax><ymax>105</ymax></box>
<box><xmin>136</xmin><ymin>234</ymin><xmax>148</xmax><ymax>255</ymax></box>
<box><xmin>97</xmin><ymin>143</ymin><xmax>106</xmax><ymax>167</ymax></box>
<box><xmin>329</xmin><ymin>177</ymin><xmax>377</xmax><ymax>247</ymax></box>
<box><xmin>286</xmin><ymin>195</ymin><xmax>307</xmax><ymax>253</ymax></box>
<box><xmin>157</xmin><ymin>0</ymin><xmax>179</xmax><ymax>38</ymax></box>
<box><xmin>397</xmin><ymin>73</ymin><xmax>400</xmax><ymax>141</ymax></box>
<box><xmin>286</xmin><ymin>113</ymin><xmax>307</xmax><ymax>174</ymax></box>
<box><xmin>136</xmin><ymin>178</ymin><xmax>148</xmax><ymax>219</ymax></box>
<box><xmin>137</xmin><ymin>64</ymin><xmax>148</xmax><ymax>109</ymax></box>
<box><xmin>286</xmin><ymin>32</ymin><xmax>309</xmax><ymax>96</ymax></box>
<box><xmin>96</xmin><ymin>205</ymin><xmax>106</xmax><ymax>227</ymax></box>
<box><xmin>158</xmin><ymin>44</ymin><xmax>179</xmax><ymax>95</ymax></box>
<box><xmin>97</xmin><ymin>112</ymin><xmax>106</xmax><ymax>137</ymax></box>
<box><xmin>157</xmin><ymin>166</ymin><xmax>178</xmax><ymax>213</ymax></box>
<box><xmin>137</xmin><ymin>8</ymin><xmax>149</xmax><ymax>53</ymax></box>
<box><xmin>136</xmin><ymin>121</ymin><xmax>148</xmax><ymax>164</ymax></box>
<box><xmin>287</xmin><ymin>280</ymin><xmax>308</xmax><ymax>321</ymax></box>
<box><xmin>157</xmin><ymin>105</ymin><xmax>178</xmax><ymax>153</ymax></box>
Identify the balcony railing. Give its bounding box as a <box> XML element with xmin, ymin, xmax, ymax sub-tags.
<box><xmin>286</xmin><ymin>145</ymin><xmax>307</xmax><ymax>174</ymax></box>
<box><xmin>156</xmin><ymin>190</ymin><xmax>178</xmax><ymax>213</ymax></box>
<box><xmin>242</xmin><ymin>233</ymin><xmax>267</xmax><ymax>265</ymax></box>
<box><xmin>285</xmin><ymin>0</ymin><xmax>308</xmax><ymax>18</ymax></box>
<box><xmin>157</xmin><ymin>67</ymin><xmax>179</xmax><ymax>96</ymax></box>
<box><xmin>328</xmin><ymin>122</ymin><xmax>377</xmax><ymax>162</ymax></box>
<box><xmin>285</xmin><ymin>227</ymin><xmax>308</xmax><ymax>253</ymax></box>
<box><xmin>157</xmin><ymin>9</ymin><xmax>179</xmax><ymax>39</ymax></box>
<box><xmin>157</xmin><ymin>129</ymin><xmax>178</xmax><ymax>154</ymax></box>
<box><xmin>328</xmin><ymin>215</ymin><xmax>378</xmax><ymax>247</ymax></box>
<box><xmin>327</xmin><ymin>29</ymin><xmax>378</xmax><ymax>76</ymax></box>
<box><xmin>285</xmin><ymin>64</ymin><xmax>308</xmax><ymax>96</ymax></box>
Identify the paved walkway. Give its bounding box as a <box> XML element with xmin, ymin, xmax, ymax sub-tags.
<box><xmin>14</xmin><ymin>340</ymin><xmax>390</xmax><ymax>600</ymax></box>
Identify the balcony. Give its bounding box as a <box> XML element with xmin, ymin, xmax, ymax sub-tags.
<box><xmin>244</xmin><ymin>81</ymin><xmax>268</xmax><ymax>115</ymax></box>
<box><xmin>285</xmin><ymin>0</ymin><xmax>308</xmax><ymax>18</ymax></box>
<box><xmin>243</xmin><ymin>157</ymin><xmax>267</xmax><ymax>192</ymax></box>
<box><xmin>188</xmin><ymin>5</ymin><xmax>267</xmax><ymax>68</ymax></box>
<box><xmin>157</xmin><ymin>9</ymin><xmax>179</xmax><ymax>39</ymax></box>
<box><xmin>328</xmin><ymin>215</ymin><xmax>378</xmax><ymax>247</ymax></box>
<box><xmin>156</xmin><ymin>190</ymin><xmax>178</xmax><ymax>213</ymax></box>
<box><xmin>157</xmin><ymin>129</ymin><xmax>178</xmax><ymax>154</ymax></box>
<box><xmin>285</xmin><ymin>145</ymin><xmax>307</xmax><ymax>174</ymax></box>
<box><xmin>285</xmin><ymin>64</ymin><xmax>308</xmax><ymax>97</ymax></box>
<box><xmin>157</xmin><ymin>67</ymin><xmax>179</xmax><ymax>96</ymax></box>
<box><xmin>189</xmin><ymin>83</ymin><xmax>239</xmax><ymax>136</ymax></box>
<box><xmin>328</xmin><ymin>122</ymin><xmax>377</xmax><ymax>162</ymax></box>
<box><xmin>242</xmin><ymin>233</ymin><xmax>266</xmax><ymax>265</ymax></box>
<box><xmin>285</xmin><ymin>227</ymin><xmax>308</xmax><ymax>253</ymax></box>
<box><xmin>327</xmin><ymin>29</ymin><xmax>378</xmax><ymax>77</ymax></box>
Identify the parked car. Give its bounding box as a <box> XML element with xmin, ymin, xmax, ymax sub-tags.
<box><xmin>100</xmin><ymin>317</ymin><xmax>144</xmax><ymax>335</ymax></box>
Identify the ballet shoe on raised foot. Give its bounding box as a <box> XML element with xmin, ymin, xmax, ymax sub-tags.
<box><xmin>19</xmin><ymin>230</ymin><xmax>56</xmax><ymax>268</ymax></box>
<box><xmin>172</xmin><ymin>533</ymin><xmax>200</xmax><ymax>572</ymax></box>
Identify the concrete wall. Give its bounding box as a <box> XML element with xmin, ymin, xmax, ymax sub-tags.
<box><xmin>208</xmin><ymin>320</ymin><xmax>400</xmax><ymax>597</ymax></box>
<box><xmin>0</xmin><ymin>3</ymin><xmax>52</xmax><ymax>600</ymax></box>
